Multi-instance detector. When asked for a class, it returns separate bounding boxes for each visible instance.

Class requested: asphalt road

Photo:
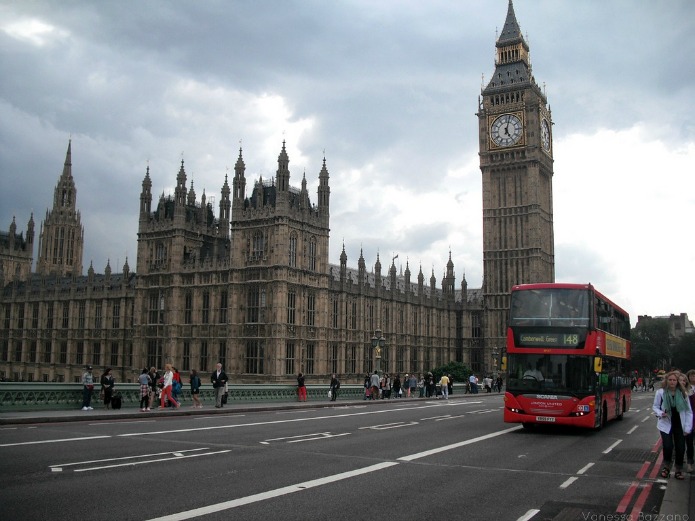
[0,392,667,521]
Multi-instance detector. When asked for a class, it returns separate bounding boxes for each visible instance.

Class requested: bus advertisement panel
[503,283,631,429]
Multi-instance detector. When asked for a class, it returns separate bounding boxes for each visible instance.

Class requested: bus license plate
[536,416,556,422]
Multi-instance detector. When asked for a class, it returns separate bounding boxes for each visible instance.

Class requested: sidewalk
[0,396,371,425]
[1,396,692,518]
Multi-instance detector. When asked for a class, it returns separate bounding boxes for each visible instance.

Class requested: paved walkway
[1,397,692,518]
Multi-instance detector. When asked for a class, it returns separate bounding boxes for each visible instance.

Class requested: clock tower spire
[478,0,555,351]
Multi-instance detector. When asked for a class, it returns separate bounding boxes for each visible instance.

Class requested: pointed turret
[233,147,246,200]
[276,140,290,192]
[358,248,366,284]
[483,0,535,95]
[219,173,231,238]
[37,140,84,277]
[318,156,330,219]
[175,159,187,207]
[140,165,153,217]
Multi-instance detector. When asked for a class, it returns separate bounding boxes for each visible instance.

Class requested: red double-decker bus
[503,283,631,429]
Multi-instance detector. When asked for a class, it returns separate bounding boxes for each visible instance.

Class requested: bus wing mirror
[501,356,507,371]
[594,357,603,373]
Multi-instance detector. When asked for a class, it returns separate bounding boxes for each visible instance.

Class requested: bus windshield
[506,353,595,395]
[509,288,590,327]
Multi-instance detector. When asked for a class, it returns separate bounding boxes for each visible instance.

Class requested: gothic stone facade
[0,1,549,384]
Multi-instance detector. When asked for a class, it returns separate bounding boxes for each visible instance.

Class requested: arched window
[289,233,297,267]
[308,237,317,271]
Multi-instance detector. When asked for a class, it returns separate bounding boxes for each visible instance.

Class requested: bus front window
[507,354,595,395]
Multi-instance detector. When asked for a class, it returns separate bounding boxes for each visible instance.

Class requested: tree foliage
[631,317,675,374]
[671,334,695,372]
[430,361,471,384]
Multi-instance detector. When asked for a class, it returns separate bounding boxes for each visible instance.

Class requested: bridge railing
[0,382,368,411]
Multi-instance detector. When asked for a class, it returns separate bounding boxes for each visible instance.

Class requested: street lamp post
[371,329,386,374]
[492,347,499,379]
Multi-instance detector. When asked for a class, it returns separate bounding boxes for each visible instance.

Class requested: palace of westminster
[0,2,555,384]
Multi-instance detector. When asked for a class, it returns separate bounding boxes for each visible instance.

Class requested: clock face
[490,113,523,147]
[541,118,551,151]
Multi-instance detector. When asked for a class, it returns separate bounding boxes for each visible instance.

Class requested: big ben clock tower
[478,0,555,353]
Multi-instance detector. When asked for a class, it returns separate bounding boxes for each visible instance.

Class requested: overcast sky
[1,1,694,325]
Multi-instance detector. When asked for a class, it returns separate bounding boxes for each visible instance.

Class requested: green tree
[430,361,471,384]
[631,318,671,375]
[671,333,695,372]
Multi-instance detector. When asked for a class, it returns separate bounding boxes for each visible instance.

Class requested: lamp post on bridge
[492,347,499,379]
[371,329,386,374]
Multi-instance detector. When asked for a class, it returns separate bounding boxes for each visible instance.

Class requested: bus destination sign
[518,332,582,348]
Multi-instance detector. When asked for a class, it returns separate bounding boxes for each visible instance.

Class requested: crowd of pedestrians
[80,361,230,412]
[80,363,505,411]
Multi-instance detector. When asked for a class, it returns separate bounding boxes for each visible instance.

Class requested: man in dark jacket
[211,362,229,408]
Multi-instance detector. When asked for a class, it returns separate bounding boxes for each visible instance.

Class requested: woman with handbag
[654,371,693,480]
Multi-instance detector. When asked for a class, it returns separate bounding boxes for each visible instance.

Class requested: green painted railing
[0,382,368,411]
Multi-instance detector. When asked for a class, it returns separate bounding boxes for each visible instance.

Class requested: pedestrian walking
[211,362,228,408]
[138,368,151,411]
[148,366,160,409]
[160,363,181,409]
[100,368,115,409]
[297,372,307,402]
[654,371,693,480]
[496,376,503,393]
[171,367,182,405]
[81,365,94,411]
[329,374,340,401]
[684,370,695,472]
[190,369,203,408]
[439,374,450,399]
[370,371,380,400]
[393,374,402,398]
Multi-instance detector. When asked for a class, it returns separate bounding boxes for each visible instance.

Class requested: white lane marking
[518,509,540,521]
[577,462,594,474]
[194,414,245,420]
[641,415,651,423]
[0,435,110,447]
[398,426,522,462]
[146,425,519,521]
[603,439,622,454]
[288,433,350,443]
[260,432,351,444]
[627,425,638,434]
[435,415,467,421]
[50,448,211,471]
[261,432,331,444]
[0,399,485,447]
[146,461,399,521]
[358,421,418,430]
[76,450,231,472]
[90,420,157,426]
[118,404,443,437]
[560,476,578,489]
[421,415,451,421]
